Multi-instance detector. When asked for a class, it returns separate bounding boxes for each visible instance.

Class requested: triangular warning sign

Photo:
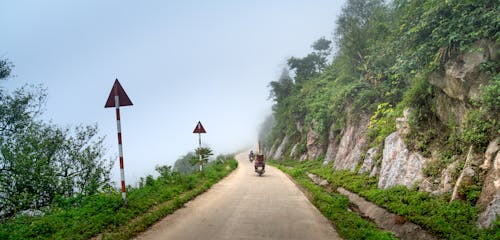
[193,121,206,133]
[105,79,133,108]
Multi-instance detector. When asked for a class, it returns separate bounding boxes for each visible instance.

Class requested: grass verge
[0,159,238,240]
[270,161,397,240]
[273,159,500,239]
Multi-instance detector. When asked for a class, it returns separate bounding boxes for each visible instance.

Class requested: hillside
[261,0,500,234]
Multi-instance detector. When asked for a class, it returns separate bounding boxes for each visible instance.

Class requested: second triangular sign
[193,121,206,134]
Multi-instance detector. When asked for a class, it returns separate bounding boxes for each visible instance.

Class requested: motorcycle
[254,154,265,176]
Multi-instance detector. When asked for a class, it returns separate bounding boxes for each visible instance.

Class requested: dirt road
[135,152,341,240]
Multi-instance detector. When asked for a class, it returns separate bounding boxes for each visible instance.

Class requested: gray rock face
[378,132,428,189]
[451,146,481,201]
[478,197,500,229]
[333,117,369,171]
[477,139,500,228]
[306,128,324,160]
[429,40,498,128]
[273,135,288,160]
[370,165,379,177]
[267,142,278,159]
[324,121,340,164]
[290,142,300,158]
[359,147,378,174]
[437,161,460,195]
[429,40,494,101]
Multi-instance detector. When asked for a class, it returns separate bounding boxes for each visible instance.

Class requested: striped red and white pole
[115,93,127,204]
[198,133,203,171]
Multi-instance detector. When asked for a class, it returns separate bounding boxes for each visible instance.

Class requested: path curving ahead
[135,152,341,240]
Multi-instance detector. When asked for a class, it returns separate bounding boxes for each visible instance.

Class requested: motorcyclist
[254,154,265,172]
[249,150,255,162]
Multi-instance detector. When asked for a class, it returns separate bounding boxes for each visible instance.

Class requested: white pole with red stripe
[193,121,206,172]
[115,94,127,204]
[198,133,202,172]
[105,79,133,205]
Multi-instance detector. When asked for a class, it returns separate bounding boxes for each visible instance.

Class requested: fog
[0,0,344,185]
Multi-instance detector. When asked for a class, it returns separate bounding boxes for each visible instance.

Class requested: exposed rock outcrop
[306,128,324,160]
[477,138,500,229]
[419,160,459,195]
[323,121,340,164]
[273,135,288,160]
[289,142,300,158]
[333,116,370,171]
[430,40,498,127]
[378,132,428,189]
[267,142,278,159]
[359,147,378,174]
[451,146,482,201]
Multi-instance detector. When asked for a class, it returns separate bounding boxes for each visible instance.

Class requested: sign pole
[105,79,133,205]
[192,121,207,172]
[198,133,202,172]
[115,93,127,204]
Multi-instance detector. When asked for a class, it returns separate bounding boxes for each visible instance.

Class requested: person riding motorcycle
[248,150,255,162]
[254,154,265,173]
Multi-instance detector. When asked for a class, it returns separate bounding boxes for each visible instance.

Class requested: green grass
[270,161,397,240]
[274,159,500,240]
[0,159,238,240]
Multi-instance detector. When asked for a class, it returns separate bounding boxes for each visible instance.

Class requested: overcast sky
[1,0,344,185]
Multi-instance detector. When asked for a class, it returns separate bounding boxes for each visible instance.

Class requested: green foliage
[394,0,499,73]
[275,160,499,239]
[271,160,396,239]
[263,1,500,238]
[461,74,500,152]
[192,147,213,165]
[0,62,112,220]
[368,103,397,147]
[173,152,198,175]
[0,157,238,239]
[0,58,12,80]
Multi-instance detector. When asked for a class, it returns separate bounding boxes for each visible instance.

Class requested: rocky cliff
[268,40,499,228]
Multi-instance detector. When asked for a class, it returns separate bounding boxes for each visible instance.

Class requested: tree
[287,37,332,84]
[193,147,214,165]
[269,68,293,103]
[334,0,387,75]
[0,58,112,219]
[173,152,198,175]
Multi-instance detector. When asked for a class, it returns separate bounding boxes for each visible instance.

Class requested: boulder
[378,132,428,189]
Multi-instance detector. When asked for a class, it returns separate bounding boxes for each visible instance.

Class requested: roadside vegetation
[270,161,397,240]
[1,52,238,240]
[0,156,237,240]
[262,0,499,238]
[271,159,500,239]
[264,0,499,178]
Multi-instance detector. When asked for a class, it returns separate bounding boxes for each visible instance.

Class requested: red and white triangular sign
[105,79,133,108]
[193,121,206,133]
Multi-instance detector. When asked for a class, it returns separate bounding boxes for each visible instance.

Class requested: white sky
[0,0,344,186]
